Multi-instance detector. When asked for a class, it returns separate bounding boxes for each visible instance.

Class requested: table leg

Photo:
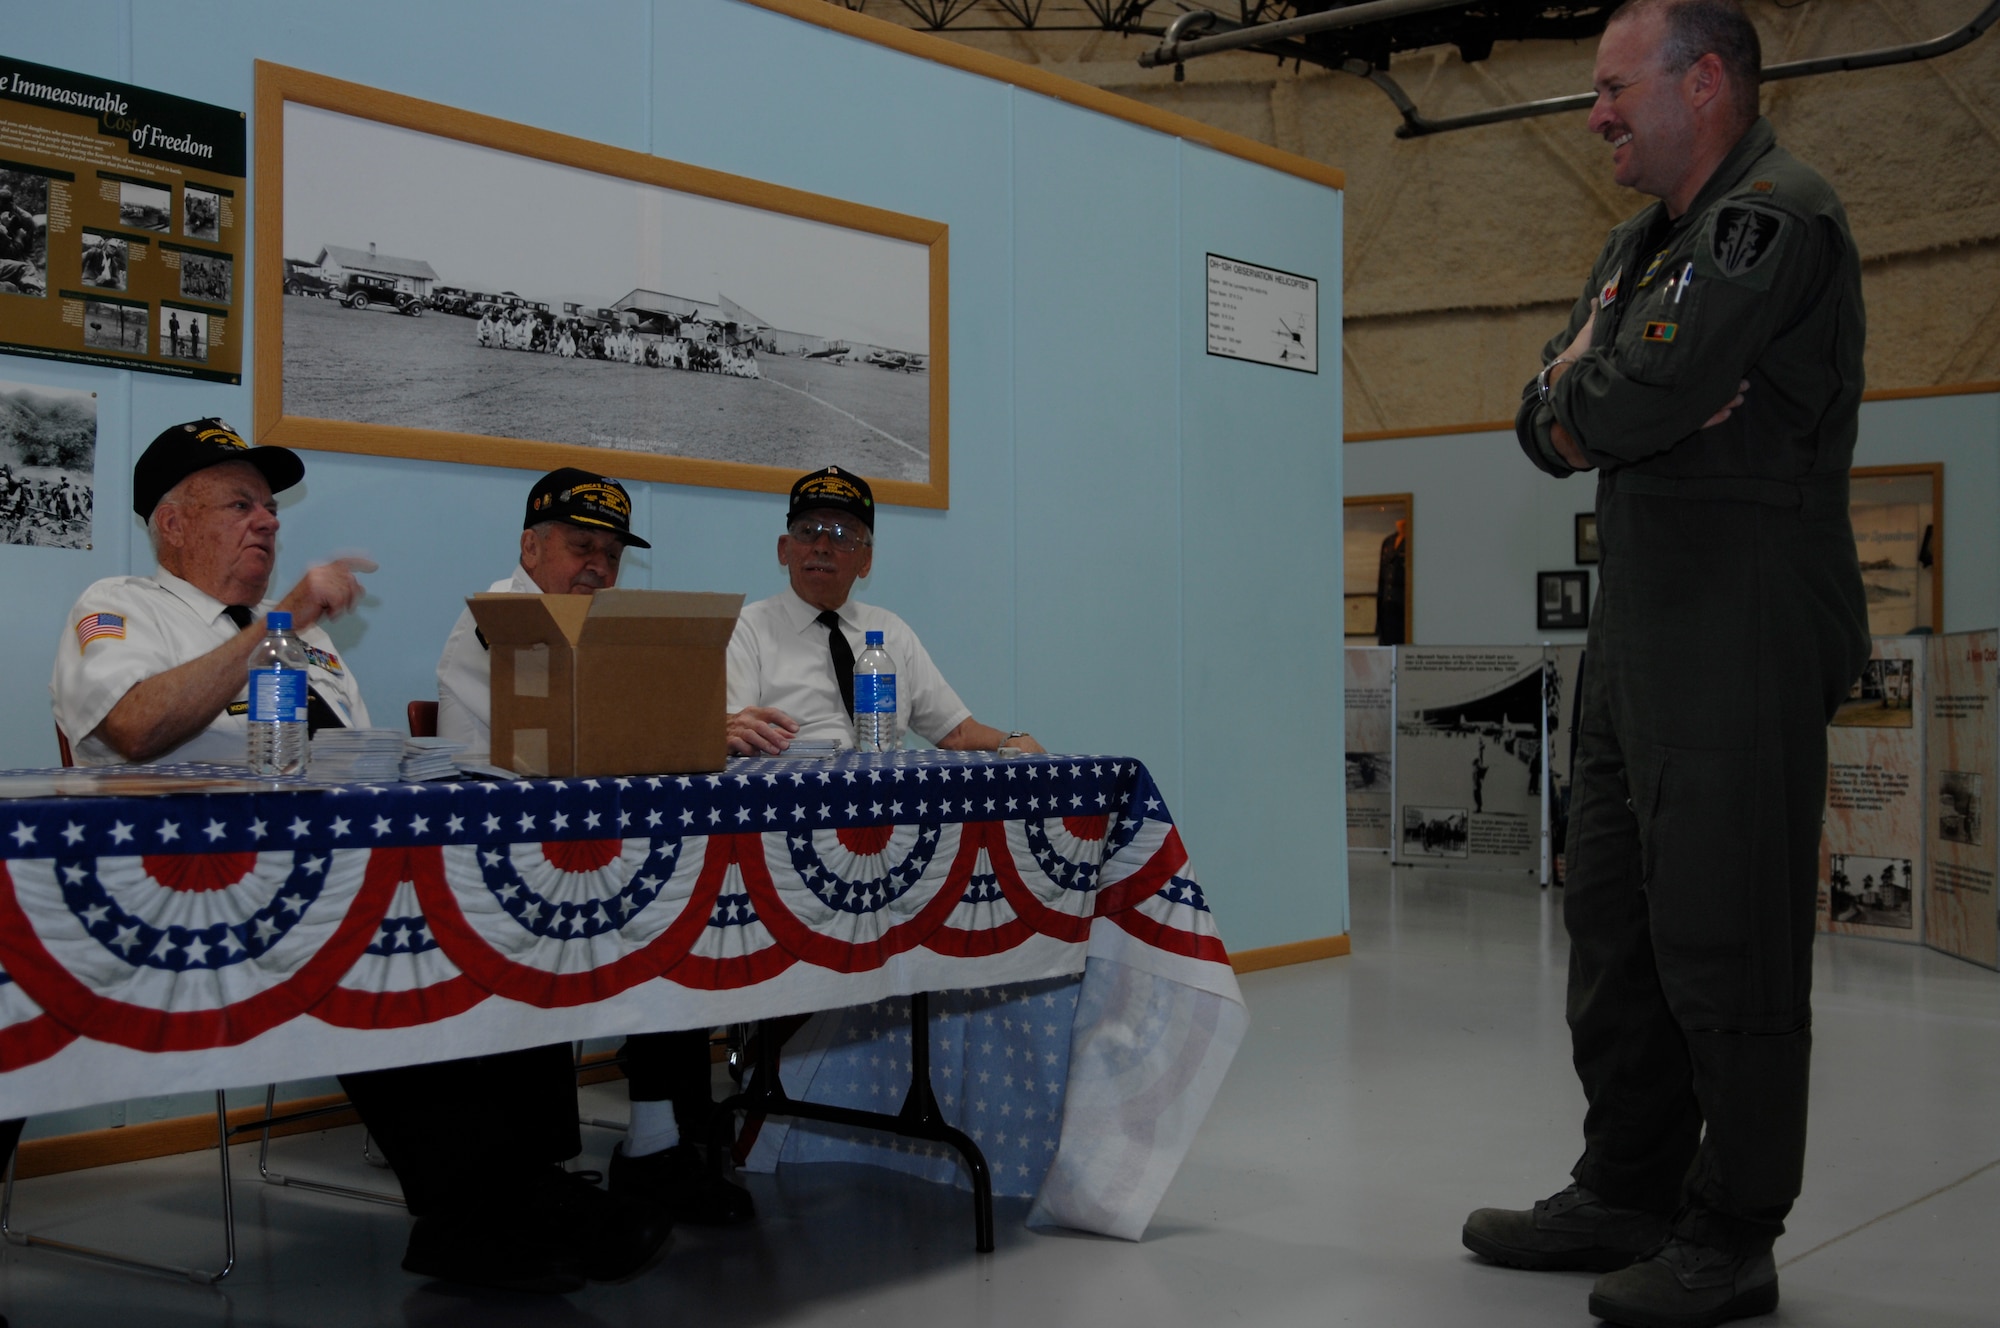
[715,992,996,1253]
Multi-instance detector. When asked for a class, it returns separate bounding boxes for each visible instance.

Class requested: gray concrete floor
[0,856,1995,1326]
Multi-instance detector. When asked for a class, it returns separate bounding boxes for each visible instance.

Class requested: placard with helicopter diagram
[1204,252,1316,373]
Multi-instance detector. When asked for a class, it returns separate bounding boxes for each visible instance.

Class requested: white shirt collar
[778,584,857,635]
[152,567,241,628]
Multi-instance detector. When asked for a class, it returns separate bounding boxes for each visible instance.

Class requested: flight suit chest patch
[1699,201,1788,291]
[1643,321,1678,343]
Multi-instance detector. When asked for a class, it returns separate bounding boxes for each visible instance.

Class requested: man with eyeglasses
[727,465,1043,756]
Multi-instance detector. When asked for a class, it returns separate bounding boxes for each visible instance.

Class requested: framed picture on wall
[1344,593,1378,636]
[1345,493,1411,646]
[1574,512,1600,565]
[1849,463,1942,635]
[254,62,949,509]
[1538,570,1590,631]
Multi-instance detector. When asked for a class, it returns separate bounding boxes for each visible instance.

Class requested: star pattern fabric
[0,749,1243,1240]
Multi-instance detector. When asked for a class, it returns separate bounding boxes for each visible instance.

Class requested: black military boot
[1462,1183,1671,1272]
[1588,1237,1778,1328]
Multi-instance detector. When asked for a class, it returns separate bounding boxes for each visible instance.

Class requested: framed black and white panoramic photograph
[254,63,949,509]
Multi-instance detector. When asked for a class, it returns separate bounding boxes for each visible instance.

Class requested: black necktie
[225,605,346,734]
[816,609,855,720]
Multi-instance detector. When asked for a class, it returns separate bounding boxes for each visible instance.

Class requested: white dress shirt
[51,569,370,767]
[726,586,971,747]
[435,564,537,760]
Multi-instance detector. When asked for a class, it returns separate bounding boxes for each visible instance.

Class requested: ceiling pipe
[1138,0,2000,138]
[1391,0,2000,136]
[1138,0,1474,69]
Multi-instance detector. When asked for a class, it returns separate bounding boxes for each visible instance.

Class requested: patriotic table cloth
[0,749,1245,1239]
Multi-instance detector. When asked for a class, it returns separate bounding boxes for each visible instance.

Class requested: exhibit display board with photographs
[1344,647,1394,852]
[1392,647,1546,874]
[1926,630,1998,968]
[1819,638,1926,943]
[0,56,243,383]
[0,378,94,548]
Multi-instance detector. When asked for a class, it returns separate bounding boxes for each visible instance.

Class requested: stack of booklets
[400,736,468,782]
[307,729,407,783]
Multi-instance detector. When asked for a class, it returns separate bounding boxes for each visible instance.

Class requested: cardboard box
[467,588,743,777]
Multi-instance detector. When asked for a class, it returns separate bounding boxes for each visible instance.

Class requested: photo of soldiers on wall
[0,379,95,549]
[279,99,933,485]
[1402,805,1469,859]
[80,230,128,292]
[0,168,49,298]
[183,185,221,242]
[160,306,209,363]
[178,251,232,305]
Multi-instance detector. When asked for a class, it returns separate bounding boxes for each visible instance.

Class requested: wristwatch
[1536,357,1575,404]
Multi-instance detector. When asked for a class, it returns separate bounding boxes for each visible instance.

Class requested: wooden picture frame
[1850,463,1942,635]
[1538,569,1590,631]
[1344,492,1412,645]
[253,62,949,509]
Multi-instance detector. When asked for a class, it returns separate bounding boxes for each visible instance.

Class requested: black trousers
[337,1044,580,1219]
[620,1028,717,1138]
[1563,477,1867,1256]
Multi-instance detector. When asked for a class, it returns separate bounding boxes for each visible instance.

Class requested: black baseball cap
[524,467,651,548]
[132,418,304,520]
[787,465,874,532]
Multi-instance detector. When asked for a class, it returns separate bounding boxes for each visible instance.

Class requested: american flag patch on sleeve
[75,612,126,650]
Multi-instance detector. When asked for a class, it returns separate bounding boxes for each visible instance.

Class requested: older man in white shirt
[727,465,1044,756]
[435,467,751,1228]
[52,418,370,764]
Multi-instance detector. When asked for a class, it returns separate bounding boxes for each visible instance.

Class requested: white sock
[624,1099,680,1158]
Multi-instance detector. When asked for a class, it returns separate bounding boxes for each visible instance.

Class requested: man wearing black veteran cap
[727,465,1043,756]
[51,418,372,765]
[435,466,753,1229]
[436,466,651,759]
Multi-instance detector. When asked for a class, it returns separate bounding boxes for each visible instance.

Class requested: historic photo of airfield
[280,105,932,484]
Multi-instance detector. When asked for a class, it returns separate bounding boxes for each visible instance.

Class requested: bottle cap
[266,611,293,632]
[865,630,884,646]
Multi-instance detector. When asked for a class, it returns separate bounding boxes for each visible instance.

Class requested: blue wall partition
[0,0,1349,1017]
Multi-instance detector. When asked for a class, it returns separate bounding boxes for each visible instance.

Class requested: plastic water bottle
[853,629,899,752]
[247,611,310,776]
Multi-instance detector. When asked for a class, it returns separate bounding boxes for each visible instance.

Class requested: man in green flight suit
[1460,3,1870,1326]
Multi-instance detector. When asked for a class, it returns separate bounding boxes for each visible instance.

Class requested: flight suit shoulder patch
[1698,201,1789,291]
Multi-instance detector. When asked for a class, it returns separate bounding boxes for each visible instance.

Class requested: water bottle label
[248,668,309,723]
[854,673,897,716]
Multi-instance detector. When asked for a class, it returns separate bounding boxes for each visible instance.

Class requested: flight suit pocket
[1612,277,1700,388]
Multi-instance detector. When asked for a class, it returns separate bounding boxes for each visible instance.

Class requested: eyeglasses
[788,517,871,552]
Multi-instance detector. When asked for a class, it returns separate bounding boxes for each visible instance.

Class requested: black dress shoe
[609,1142,756,1226]
[1589,1237,1779,1328]
[402,1212,586,1294]
[1462,1183,1671,1272]
[541,1167,674,1282]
